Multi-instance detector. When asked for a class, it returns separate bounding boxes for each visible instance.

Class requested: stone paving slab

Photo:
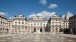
[0,34,18,38]
[50,33,76,39]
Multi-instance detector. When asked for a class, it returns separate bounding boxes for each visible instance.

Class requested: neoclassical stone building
[27,16,47,33]
[47,15,64,33]
[0,14,8,33]
[8,15,27,34]
[0,14,69,34]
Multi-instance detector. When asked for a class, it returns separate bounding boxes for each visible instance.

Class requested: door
[40,28,42,32]
[34,28,36,32]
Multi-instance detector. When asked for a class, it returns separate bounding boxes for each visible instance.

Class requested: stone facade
[0,14,69,34]
[27,16,47,33]
[0,14,8,33]
[8,15,27,34]
[45,15,68,33]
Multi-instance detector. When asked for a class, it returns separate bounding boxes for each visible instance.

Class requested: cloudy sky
[0,0,76,19]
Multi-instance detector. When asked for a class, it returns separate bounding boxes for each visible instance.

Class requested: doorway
[40,28,42,32]
[34,28,36,32]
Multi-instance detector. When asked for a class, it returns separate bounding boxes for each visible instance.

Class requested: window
[18,20,20,21]
[1,21,2,24]
[66,23,67,25]
[31,24,32,26]
[18,22,20,24]
[22,22,24,24]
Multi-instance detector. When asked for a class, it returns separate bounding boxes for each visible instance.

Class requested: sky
[0,0,76,19]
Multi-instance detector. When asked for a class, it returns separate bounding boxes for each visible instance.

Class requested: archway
[40,28,42,32]
[34,28,36,32]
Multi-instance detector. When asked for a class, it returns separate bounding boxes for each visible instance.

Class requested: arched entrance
[34,28,36,32]
[40,28,42,32]
[34,28,43,33]
[37,28,42,33]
